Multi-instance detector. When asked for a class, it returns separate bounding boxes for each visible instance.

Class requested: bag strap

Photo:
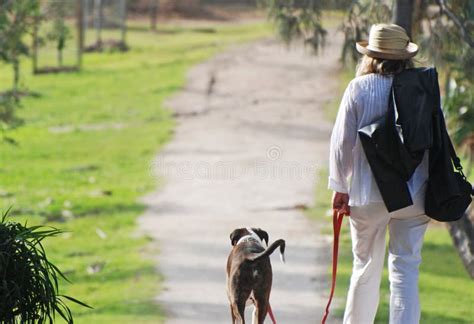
[440,108,468,181]
[446,130,464,173]
[321,209,345,324]
[430,66,465,177]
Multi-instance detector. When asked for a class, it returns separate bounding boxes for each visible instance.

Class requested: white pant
[343,190,430,324]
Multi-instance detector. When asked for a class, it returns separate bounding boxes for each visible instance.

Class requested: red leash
[266,209,345,324]
[321,209,345,324]
[267,303,277,324]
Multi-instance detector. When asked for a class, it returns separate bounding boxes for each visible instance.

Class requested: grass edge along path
[308,69,474,323]
[0,21,271,323]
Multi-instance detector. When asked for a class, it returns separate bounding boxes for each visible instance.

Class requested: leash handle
[321,209,345,324]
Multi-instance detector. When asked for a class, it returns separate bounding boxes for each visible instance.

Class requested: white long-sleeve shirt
[328,73,429,207]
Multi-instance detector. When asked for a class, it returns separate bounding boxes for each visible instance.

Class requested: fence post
[150,0,158,31]
[120,0,128,46]
[77,0,84,69]
[94,0,103,46]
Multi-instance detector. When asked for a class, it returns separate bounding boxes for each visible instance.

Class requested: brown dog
[226,227,286,324]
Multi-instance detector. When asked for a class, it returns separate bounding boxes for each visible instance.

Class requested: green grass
[0,21,270,323]
[310,170,474,323]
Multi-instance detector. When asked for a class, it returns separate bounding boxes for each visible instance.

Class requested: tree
[0,0,40,92]
[260,0,474,277]
[45,0,72,67]
[259,0,327,53]
[0,0,39,141]
[392,0,414,36]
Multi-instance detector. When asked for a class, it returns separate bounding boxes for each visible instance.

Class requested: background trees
[1,0,132,139]
[0,0,39,141]
[0,0,40,92]
[262,0,327,53]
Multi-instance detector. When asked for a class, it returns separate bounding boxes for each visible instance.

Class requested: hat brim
[356,40,418,60]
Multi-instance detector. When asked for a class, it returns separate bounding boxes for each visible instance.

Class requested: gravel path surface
[139,28,343,323]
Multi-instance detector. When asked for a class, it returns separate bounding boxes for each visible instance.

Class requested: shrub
[0,208,91,323]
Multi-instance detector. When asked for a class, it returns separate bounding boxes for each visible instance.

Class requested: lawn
[311,68,474,323]
[0,21,270,323]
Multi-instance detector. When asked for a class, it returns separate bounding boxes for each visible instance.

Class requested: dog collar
[236,228,266,247]
[236,235,259,246]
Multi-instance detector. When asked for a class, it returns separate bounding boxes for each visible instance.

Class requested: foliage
[0,208,91,323]
[444,75,473,145]
[340,0,392,63]
[415,0,474,150]
[258,0,327,53]
[0,0,40,91]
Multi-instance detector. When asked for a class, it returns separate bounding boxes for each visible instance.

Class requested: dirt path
[139,28,343,323]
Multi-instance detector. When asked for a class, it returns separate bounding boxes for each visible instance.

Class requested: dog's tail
[246,239,285,263]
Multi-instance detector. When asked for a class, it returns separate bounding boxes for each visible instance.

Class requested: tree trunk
[392,0,414,37]
[447,211,474,278]
[150,0,158,31]
[58,49,63,67]
[12,58,20,93]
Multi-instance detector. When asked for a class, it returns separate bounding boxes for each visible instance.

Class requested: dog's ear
[230,228,245,246]
[253,228,269,246]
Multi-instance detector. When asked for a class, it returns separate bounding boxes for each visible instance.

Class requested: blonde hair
[356,55,414,77]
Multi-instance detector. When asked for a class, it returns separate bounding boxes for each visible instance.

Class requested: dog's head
[229,228,269,246]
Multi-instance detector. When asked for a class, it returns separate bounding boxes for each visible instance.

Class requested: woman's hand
[332,191,350,216]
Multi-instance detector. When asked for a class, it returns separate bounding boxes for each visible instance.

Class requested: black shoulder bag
[425,136,473,222]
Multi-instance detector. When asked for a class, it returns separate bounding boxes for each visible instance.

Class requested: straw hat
[356,24,418,60]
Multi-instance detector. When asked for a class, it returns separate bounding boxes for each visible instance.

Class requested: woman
[329,24,430,324]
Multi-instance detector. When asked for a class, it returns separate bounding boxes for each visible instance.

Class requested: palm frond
[0,209,91,323]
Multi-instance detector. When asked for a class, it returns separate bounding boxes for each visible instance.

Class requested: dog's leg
[230,304,236,324]
[255,298,268,324]
[238,300,246,324]
[231,301,246,324]
[231,302,241,324]
[257,305,268,324]
[251,305,257,324]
